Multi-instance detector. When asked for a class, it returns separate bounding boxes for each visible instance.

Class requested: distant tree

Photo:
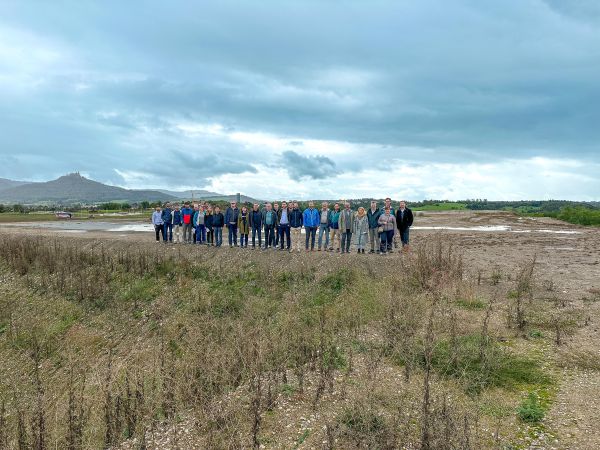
[140,201,150,210]
[12,204,25,213]
[121,203,131,211]
[0,204,5,213]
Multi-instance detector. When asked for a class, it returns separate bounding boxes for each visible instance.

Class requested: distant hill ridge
[0,173,258,205]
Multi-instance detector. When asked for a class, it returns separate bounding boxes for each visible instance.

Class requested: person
[303,201,320,252]
[317,202,330,251]
[262,203,278,250]
[249,203,263,249]
[181,202,195,244]
[367,201,382,254]
[354,207,369,254]
[273,202,281,248]
[172,204,183,244]
[194,204,207,244]
[205,205,214,246]
[212,206,225,247]
[378,206,396,254]
[191,204,200,242]
[224,201,240,247]
[339,202,354,254]
[161,203,173,243]
[238,206,250,248]
[277,201,291,251]
[152,206,164,242]
[395,200,414,251]
[382,197,399,249]
[289,201,303,252]
[328,203,341,252]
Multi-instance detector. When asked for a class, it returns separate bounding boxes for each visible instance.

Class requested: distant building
[236,193,241,203]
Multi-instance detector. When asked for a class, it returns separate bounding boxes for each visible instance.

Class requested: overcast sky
[1,0,599,200]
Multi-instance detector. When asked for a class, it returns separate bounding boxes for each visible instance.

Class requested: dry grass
[0,234,588,449]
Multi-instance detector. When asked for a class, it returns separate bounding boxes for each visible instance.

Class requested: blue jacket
[250,209,262,228]
[367,208,382,229]
[224,207,239,226]
[161,207,172,224]
[181,207,194,225]
[329,210,341,229]
[212,212,225,227]
[289,208,303,228]
[173,210,182,226]
[303,208,320,228]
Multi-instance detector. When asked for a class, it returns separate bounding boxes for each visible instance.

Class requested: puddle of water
[106,224,154,232]
[413,225,512,232]
[413,225,581,234]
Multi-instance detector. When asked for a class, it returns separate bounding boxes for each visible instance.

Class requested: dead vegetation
[0,234,593,448]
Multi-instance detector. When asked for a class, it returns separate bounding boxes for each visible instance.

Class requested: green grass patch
[428,334,551,395]
[455,298,487,310]
[517,391,546,423]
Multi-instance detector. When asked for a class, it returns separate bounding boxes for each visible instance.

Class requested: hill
[0,177,29,191]
[0,173,176,205]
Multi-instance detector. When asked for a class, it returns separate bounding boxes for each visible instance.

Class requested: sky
[1,0,599,200]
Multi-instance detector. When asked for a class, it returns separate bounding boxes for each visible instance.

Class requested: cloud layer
[0,0,599,200]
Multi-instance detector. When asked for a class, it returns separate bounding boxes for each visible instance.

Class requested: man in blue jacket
[249,203,263,249]
[262,203,278,250]
[161,203,173,243]
[303,201,320,252]
[224,201,240,247]
[172,204,183,244]
[367,200,382,254]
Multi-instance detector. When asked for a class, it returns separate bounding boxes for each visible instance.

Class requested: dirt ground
[2,210,599,449]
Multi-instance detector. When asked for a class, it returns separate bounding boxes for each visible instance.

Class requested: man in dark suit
[395,200,414,251]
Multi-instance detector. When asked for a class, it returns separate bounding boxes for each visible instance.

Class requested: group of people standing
[151,197,414,254]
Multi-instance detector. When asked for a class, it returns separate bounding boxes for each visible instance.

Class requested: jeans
[279,223,291,249]
[227,224,238,246]
[163,223,173,242]
[318,224,330,249]
[206,227,213,245]
[251,226,262,248]
[329,228,340,250]
[240,234,248,247]
[380,230,394,252]
[274,225,280,248]
[154,224,164,241]
[305,226,317,250]
[195,224,206,243]
[400,228,410,246]
[183,223,193,243]
[368,228,380,252]
[214,227,223,246]
[291,227,302,251]
[264,225,275,248]
[341,230,352,252]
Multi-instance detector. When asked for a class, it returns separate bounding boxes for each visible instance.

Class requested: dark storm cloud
[280,151,338,181]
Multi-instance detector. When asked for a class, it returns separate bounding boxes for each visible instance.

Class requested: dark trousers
[264,225,275,248]
[163,222,173,241]
[228,224,238,246]
[206,228,214,244]
[274,226,280,247]
[400,228,410,245]
[305,226,317,250]
[341,230,352,252]
[155,224,165,241]
[251,226,262,248]
[240,234,248,247]
[195,224,206,243]
[279,224,291,249]
[380,230,394,252]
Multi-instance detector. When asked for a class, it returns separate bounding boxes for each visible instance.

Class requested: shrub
[517,392,545,423]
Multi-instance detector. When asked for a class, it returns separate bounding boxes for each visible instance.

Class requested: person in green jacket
[238,206,250,248]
